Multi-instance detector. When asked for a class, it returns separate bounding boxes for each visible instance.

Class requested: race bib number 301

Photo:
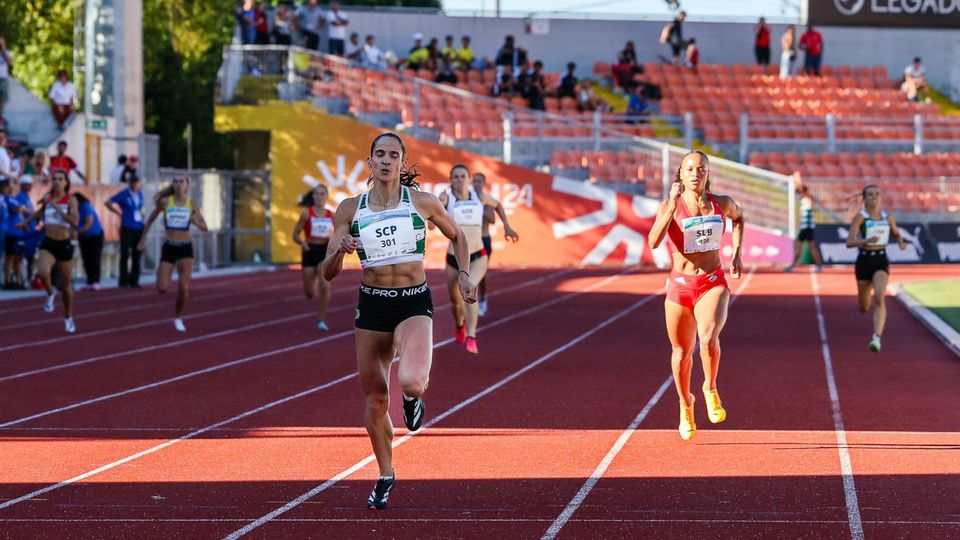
[358,209,417,261]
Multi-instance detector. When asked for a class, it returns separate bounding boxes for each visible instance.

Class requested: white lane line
[224,278,658,539]
[0,269,567,424]
[0,518,957,526]
[0,269,547,384]
[810,270,864,540]
[0,268,603,511]
[542,266,756,539]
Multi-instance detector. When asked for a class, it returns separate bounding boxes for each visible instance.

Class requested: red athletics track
[0,266,957,539]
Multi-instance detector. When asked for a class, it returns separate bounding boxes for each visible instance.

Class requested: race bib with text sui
[165,207,191,229]
[681,214,723,254]
[451,199,483,227]
[864,221,891,247]
[358,209,417,262]
[309,216,334,239]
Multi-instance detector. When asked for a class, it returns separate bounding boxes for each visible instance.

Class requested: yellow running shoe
[703,388,727,424]
[679,403,697,441]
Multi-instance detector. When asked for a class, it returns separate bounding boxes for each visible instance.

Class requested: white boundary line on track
[223,274,656,539]
[0,269,568,423]
[541,267,756,539]
[810,270,864,540]
[0,268,594,510]
[892,284,960,358]
[1,518,959,526]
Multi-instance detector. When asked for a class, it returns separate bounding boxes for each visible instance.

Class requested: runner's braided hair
[368,132,421,189]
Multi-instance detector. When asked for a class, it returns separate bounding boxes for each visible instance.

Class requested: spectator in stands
[495,35,528,79]
[50,141,85,185]
[457,35,476,70]
[684,39,699,71]
[660,11,687,66]
[558,62,578,99]
[441,35,457,66]
[0,130,12,181]
[526,61,546,111]
[426,38,442,70]
[611,52,638,90]
[361,35,386,69]
[272,3,295,45]
[254,2,270,45]
[326,2,349,57]
[627,86,653,123]
[345,32,363,62]
[296,0,325,51]
[106,176,145,288]
[754,17,771,67]
[111,155,128,183]
[31,150,49,186]
[799,24,823,76]
[621,40,638,64]
[779,25,797,79]
[577,80,608,112]
[0,35,11,120]
[435,59,458,85]
[48,70,77,131]
[902,57,928,102]
[237,0,256,45]
[74,192,104,290]
[516,60,531,97]
[404,33,430,71]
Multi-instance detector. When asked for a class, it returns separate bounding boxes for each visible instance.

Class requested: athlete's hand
[136,240,146,252]
[730,255,743,279]
[866,236,879,245]
[338,235,357,254]
[504,227,520,242]
[898,238,908,251]
[458,273,478,304]
[667,182,682,210]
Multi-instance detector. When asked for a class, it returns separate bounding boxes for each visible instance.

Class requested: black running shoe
[402,395,425,431]
[366,476,396,510]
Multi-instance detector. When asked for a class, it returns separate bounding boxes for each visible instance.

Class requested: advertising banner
[928,222,960,262]
[808,0,960,28]
[216,102,791,267]
[814,222,944,263]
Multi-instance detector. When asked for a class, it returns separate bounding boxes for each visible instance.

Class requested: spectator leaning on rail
[296,0,325,51]
[272,3,295,45]
[902,57,929,103]
[779,25,797,79]
[48,70,77,131]
[799,24,823,76]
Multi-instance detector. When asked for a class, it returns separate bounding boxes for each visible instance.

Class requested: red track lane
[0,270,650,536]
[813,268,960,537]
[0,269,575,491]
[1,267,957,539]
[0,269,537,424]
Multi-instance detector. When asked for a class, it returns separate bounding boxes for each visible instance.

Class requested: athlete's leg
[807,240,822,265]
[665,300,698,407]
[57,260,74,317]
[156,261,175,294]
[175,258,193,317]
[789,238,803,267]
[302,265,317,298]
[871,270,890,337]
[856,279,872,314]
[394,315,433,398]
[693,286,731,393]
[445,262,465,326]
[314,266,331,322]
[463,256,488,337]
[37,250,55,295]
[356,329,397,477]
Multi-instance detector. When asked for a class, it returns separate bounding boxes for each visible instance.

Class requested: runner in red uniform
[648,150,744,441]
[292,184,334,331]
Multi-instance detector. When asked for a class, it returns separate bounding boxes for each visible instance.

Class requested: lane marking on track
[0,268,599,510]
[810,270,864,540]
[2,518,958,525]
[224,273,657,539]
[0,269,527,383]
[542,267,756,540]
[0,270,569,423]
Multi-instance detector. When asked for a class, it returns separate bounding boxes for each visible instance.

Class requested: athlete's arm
[137,199,165,251]
[888,215,907,251]
[322,197,359,282]
[18,200,46,228]
[845,214,874,248]
[428,191,448,231]
[719,195,744,279]
[191,205,209,232]
[488,196,519,242]
[415,191,478,303]
[292,211,308,249]
[647,182,681,249]
[63,195,80,229]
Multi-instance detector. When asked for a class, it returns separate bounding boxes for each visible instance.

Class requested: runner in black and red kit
[292,184,334,331]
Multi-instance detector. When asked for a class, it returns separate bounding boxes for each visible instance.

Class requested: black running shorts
[855,249,889,282]
[355,282,433,332]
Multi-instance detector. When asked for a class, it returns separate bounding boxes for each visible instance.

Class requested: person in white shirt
[345,32,363,63]
[48,70,76,130]
[901,57,928,102]
[325,2,349,56]
[0,36,12,118]
[296,0,325,51]
[110,155,128,183]
[362,35,386,69]
[0,130,13,180]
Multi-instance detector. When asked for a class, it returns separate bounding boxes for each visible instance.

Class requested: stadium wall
[346,12,959,93]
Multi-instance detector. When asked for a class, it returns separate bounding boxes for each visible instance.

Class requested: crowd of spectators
[236,0,351,57]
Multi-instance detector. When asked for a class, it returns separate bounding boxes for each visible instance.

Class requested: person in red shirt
[49,141,86,185]
[799,24,823,76]
[754,17,770,67]
[685,39,699,71]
